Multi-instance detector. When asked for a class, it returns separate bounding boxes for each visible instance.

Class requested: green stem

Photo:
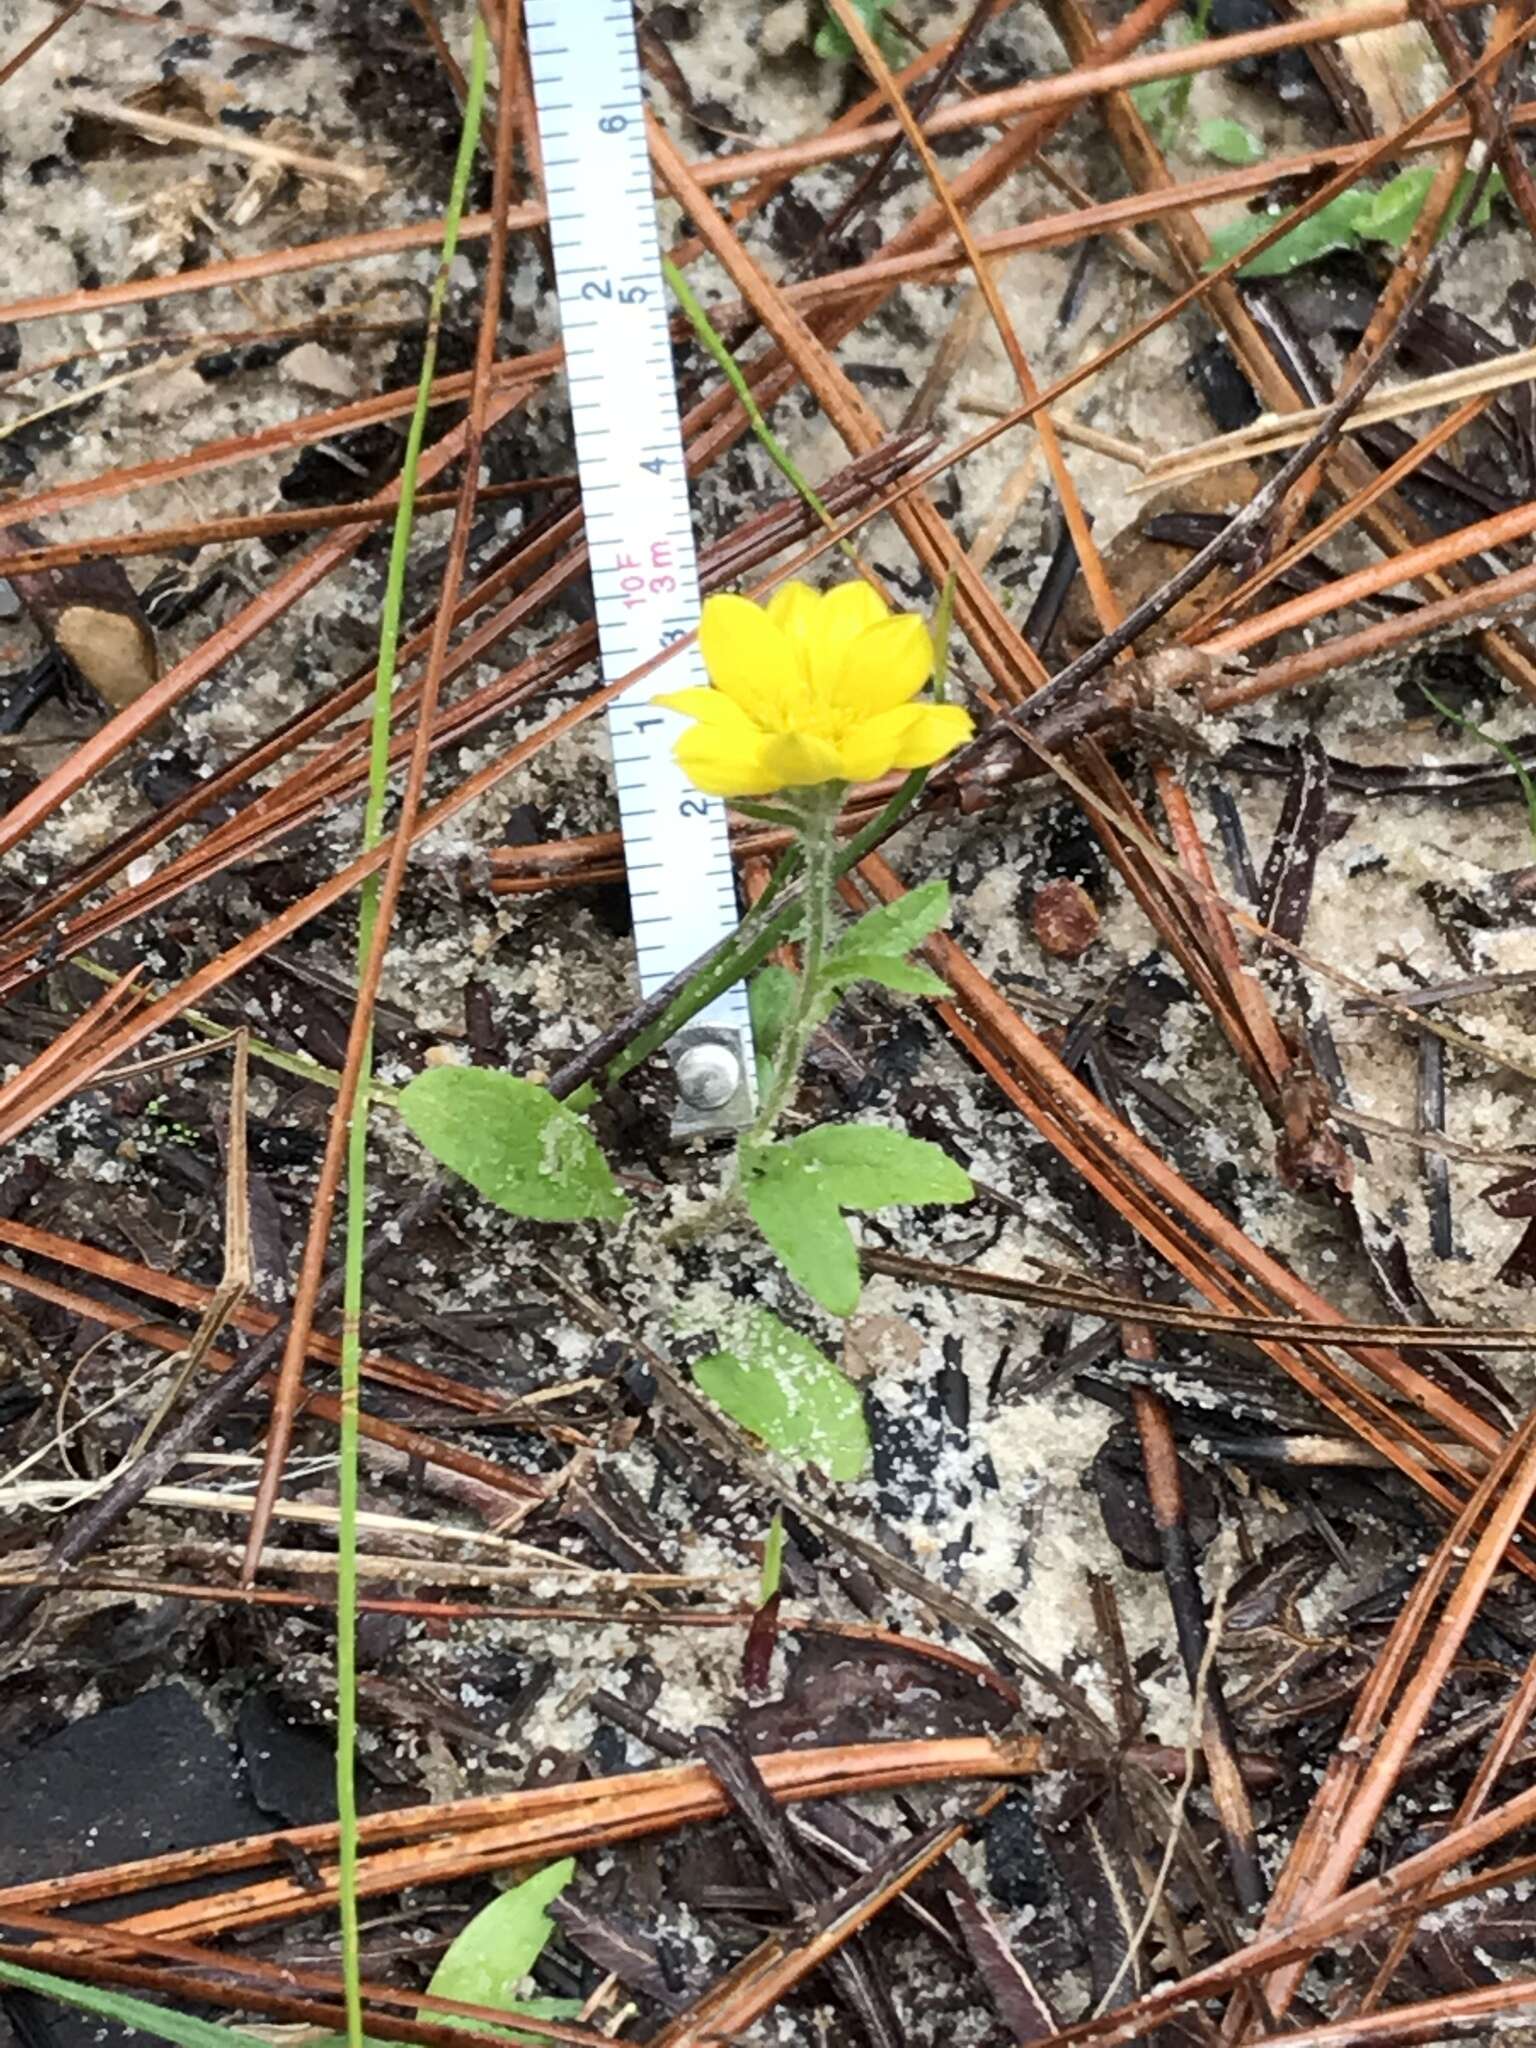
[569,767,926,1112]
[663,258,855,562]
[74,957,401,1105]
[335,25,488,2048]
[743,789,839,1152]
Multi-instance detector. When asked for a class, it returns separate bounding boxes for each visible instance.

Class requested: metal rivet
[675,1041,742,1112]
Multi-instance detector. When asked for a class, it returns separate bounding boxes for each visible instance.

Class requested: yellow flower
[654,580,974,798]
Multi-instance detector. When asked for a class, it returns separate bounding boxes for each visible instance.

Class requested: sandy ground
[4,0,1536,2036]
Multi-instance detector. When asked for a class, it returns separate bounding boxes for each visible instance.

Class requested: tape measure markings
[526,0,755,1132]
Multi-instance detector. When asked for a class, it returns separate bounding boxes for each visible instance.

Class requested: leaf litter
[3,1,1536,2046]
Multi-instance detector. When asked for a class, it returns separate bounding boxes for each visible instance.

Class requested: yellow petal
[806,580,892,697]
[761,729,846,790]
[674,724,782,797]
[887,701,974,769]
[653,686,760,732]
[832,613,933,717]
[834,699,973,781]
[765,581,822,648]
[699,593,804,727]
[833,705,924,782]
[817,580,889,640]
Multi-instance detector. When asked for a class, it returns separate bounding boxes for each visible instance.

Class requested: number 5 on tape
[526,2,756,1137]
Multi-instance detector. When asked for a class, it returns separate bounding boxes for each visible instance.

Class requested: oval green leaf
[744,1157,861,1316]
[1197,118,1264,166]
[399,1068,625,1222]
[429,1859,576,2012]
[781,1125,973,1210]
[694,1310,870,1479]
[826,879,949,974]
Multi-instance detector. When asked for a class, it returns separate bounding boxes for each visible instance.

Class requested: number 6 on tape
[526,1,756,1137]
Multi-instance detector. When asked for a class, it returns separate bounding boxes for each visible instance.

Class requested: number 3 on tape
[526,2,755,1136]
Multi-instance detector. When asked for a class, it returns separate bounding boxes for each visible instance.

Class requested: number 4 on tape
[525,2,756,1137]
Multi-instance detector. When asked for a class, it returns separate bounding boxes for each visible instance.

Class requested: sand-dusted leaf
[399,1068,624,1222]
[1357,166,1436,246]
[693,1309,870,1478]
[1361,165,1506,245]
[780,1125,973,1210]
[744,1152,861,1314]
[1210,164,1505,278]
[825,879,949,975]
[1128,0,1210,146]
[749,963,798,1076]
[825,952,950,997]
[1207,187,1372,275]
[744,1127,970,1312]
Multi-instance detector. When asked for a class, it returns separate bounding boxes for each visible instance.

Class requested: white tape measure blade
[525,1,754,1132]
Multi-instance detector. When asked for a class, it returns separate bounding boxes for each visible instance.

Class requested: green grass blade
[336,22,489,2048]
[663,256,854,560]
[0,1963,244,2048]
[1417,679,1536,854]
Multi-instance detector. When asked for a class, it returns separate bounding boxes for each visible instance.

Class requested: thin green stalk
[570,762,929,1108]
[743,790,839,1150]
[74,957,401,1104]
[760,1508,785,1602]
[662,256,856,562]
[930,567,957,700]
[336,25,488,2048]
[1418,679,1536,854]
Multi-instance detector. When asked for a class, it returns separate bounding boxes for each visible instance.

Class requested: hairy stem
[561,768,925,1111]
[744,790,840,1152]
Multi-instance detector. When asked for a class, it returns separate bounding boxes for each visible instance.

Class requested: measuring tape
[525,1,755,1136]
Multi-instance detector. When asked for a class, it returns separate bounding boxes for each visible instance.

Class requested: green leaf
[784,1124,973,1209]
[1128,0,1211,148]
[1212,164,1505,278]
[825,879,950,974]
[1357,166,1435,246]
[1208,187,1372,277]
[826,953,950,997]
[1196,117,1264,166]
[427,1861,577,2044]
[0,1964,249,2048]
[813,0,902,63]
[1130,77,1179,137]
[1353,165,1506,246]
[742,1126,971,1314]
[1205,215,1267,269]
[694,1309,870,1478]
[745,1156,861,1315]
[398,1069,625,1222]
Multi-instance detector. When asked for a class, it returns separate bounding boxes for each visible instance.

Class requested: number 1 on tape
[526,1,755,1135]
